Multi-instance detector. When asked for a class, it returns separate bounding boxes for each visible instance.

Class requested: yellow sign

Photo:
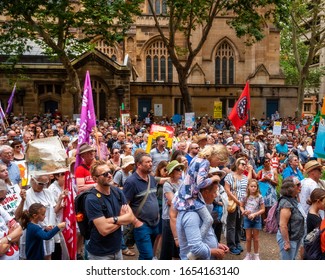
[214,101,222,119]
[146,132,173,153]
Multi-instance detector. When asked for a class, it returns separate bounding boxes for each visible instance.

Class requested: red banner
[62,171,77,260]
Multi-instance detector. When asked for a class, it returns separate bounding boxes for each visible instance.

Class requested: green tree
[0,0,142,112]
[278,0,325,118]
[148,0,285,112]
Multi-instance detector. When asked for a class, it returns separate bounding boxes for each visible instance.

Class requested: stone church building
[0,2,298,120]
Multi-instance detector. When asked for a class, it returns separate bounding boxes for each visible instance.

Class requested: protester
[0,145,21,186]
[240,179,265,260]
[0,180,23,260]
[15,174,58,260]
[160,160,184,260]
[282,154,304,181]
[20,203,66,260]
[123,153,160,260]
[174,181,229,259]
[224,157,248,255]
[299,160,325,215]
[173,144,229,259]
[150,136,170,173]
[276,177,305,260]
[75,143,97,194]
[256,157,278,222]
[306,188,325,234]
[85,160,134,260]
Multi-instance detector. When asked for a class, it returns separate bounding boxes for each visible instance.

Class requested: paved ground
[123,230,281,260]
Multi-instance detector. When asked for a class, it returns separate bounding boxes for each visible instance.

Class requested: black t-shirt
[306,212,322,234]
[85,187,126,256]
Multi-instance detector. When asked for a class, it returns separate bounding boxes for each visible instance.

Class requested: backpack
[264,196,295,234]
[74,187,121,240]
[264,200,279,234]
[303,227,325,260]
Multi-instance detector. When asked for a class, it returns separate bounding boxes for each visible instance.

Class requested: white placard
[154,104,163,117]
[273,121,282,135]
[185,112,195,128]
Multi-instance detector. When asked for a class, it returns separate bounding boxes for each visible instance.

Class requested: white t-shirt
[300,178,318,215]
[0,207,19,260]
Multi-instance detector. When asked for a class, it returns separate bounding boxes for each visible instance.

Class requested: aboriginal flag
[228,81,250,131]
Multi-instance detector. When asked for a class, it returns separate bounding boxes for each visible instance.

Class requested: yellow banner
[214,101,222,119]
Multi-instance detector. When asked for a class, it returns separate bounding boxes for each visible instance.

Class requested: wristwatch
[113,216,118,224]
[6,236,12,243]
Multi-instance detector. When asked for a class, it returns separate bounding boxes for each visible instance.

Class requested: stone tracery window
[95,40,118,62]
[215,42,235,85]
[145,41,173,82]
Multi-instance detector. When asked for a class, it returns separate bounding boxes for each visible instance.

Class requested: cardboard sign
[26,136,68,175]
[145,125,175,153]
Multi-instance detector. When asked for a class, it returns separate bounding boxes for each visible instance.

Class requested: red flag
[62,171,77,260]
[228,81,250,131]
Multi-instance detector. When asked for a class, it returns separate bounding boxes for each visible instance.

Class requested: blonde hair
[246,179,260,197]
[198,144,229,165]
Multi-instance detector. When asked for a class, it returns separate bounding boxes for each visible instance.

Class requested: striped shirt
[224,172,248,201]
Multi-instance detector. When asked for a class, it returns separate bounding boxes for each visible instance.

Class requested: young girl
[173,144,229,260]
[306,188,325,234]
[240,179,265,260]
[20,203,66,260]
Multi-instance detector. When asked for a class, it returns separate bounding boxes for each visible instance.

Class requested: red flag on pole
[62,171,77,260]
[228,81,250,131]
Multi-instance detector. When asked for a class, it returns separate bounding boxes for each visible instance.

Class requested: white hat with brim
[209,167,226,179]
[121,155,135,169]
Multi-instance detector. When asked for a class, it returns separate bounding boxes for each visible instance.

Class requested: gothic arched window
[215,42,235,85]
[146,41,173,82]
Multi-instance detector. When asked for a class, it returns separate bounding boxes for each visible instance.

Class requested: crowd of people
[0,110,324,260]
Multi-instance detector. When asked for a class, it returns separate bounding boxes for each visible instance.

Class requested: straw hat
[304,160,322,174]
[256,131,265,139]
[78,143,95,155]
[121,155,135,169]
[166,160,184,175]
[208,167,226,179]
[194,134,207,144]
[244,140,254,146]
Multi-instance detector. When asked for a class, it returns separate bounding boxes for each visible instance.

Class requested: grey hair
[0,145,12,155]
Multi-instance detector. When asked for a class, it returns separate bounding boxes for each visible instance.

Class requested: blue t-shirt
[275,143,288,155]
[85,187,126,256]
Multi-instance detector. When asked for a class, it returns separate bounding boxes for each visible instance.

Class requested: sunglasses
[97,171,113,177]
[113,152,120,155]
[174,167,183,172]
[240,162,247,166]
[15,145,22,148]
[32,177,49,187]
[57,173,65,177]
[0,196,6,202]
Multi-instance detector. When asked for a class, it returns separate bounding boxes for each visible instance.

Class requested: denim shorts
[243,216,262,230]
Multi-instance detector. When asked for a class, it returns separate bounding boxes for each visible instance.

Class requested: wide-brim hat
[166,160,185,175]
[121,155,135,169]
[208,167,226,179]
[225,137,234,145]
[194,134,207,144]
[256,131,265,138]
[304,160,323,174]
[78,143,95,155]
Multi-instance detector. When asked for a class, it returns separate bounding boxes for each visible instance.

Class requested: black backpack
[74,186,121,240]
[303,227,325,260]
